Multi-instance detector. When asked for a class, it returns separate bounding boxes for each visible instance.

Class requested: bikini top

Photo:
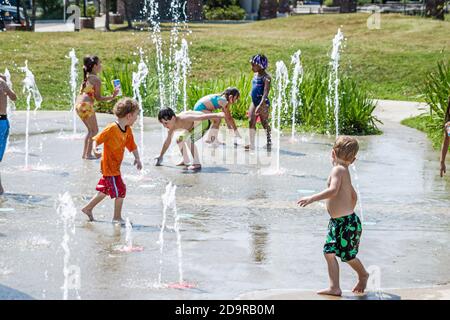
[194,94,227,112]
[80,81,95,99]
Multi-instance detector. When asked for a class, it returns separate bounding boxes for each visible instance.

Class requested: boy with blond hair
[298,136,369,296]
[82,98,142,224]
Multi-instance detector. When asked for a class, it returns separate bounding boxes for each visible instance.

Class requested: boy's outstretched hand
[134,158,143,170]
[298,196,314,207]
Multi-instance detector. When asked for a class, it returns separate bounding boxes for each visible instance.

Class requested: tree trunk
[31,0,37,31]
[278,0,291,13]
[22,0,31,30]
[186,0,203,21]
[123,0,132,28]
[83,0,87,17]
[259,0,278,20]
[339,0,357,13]
[105,0,111,31]
[16,0,21,24]
[425,0,446,20]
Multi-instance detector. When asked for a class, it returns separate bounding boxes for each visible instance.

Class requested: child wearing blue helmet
[245,54,272,151]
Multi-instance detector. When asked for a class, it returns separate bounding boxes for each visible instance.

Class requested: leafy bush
[185,65,380,136]
[403,60,450,150]
[423,60,450,121]
[404,60,450,149]
[87,5,96,18]
[96,58,380,136]
[357,0,372,6]
[324,0,334,7]
[97,63,135,113]
[203,0,246,20]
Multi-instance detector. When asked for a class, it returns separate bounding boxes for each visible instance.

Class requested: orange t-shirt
[93,122,137,176]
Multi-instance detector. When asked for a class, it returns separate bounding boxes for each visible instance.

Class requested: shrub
[185,65,380,136]
[97,59,380,136]
[423,60,450,121]
[87,5,96,18]
[203,0,246,20]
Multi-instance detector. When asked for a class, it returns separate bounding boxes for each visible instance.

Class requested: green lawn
[1,13,449,110]
[402,115,449,150]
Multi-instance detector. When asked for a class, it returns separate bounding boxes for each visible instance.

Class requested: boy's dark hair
[158,108,176,122]
[113,98,139,118]
[222,87,240,100]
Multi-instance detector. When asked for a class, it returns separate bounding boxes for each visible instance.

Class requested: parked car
[0,0,28,29]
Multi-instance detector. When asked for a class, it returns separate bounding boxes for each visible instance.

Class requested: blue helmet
[250,54,268,70]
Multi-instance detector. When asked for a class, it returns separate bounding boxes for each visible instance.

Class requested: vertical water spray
[351,163,365,224]
[4,68,15,116]
[173,39,191,112]
[290,50,303,140]
[67,49,79,134]
[272,61,289,173]
[169,0,182,109]
[132,49,149,160]
[125,217,133,249]
[326,28,344,137]
[171,185,184,284]
[145,0,167,108]
[158,182,172,286]
[158,182,186,287]
[20,61,43,169]
[57,192,80,300]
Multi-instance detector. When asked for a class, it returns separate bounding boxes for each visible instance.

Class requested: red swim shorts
[96,175,126,199]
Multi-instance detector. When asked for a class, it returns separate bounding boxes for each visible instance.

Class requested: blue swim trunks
[0,118,10,162]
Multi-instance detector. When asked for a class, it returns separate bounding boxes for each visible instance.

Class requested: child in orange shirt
[82,98,142,224]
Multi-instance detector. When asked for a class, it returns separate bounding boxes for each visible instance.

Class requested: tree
[122,0,132,28]
[36,0,63,18]
[31,0,37,31]
[105,0,111,31]
[425,0,446,20]
[278,0,290,13]
[259,0,278,19]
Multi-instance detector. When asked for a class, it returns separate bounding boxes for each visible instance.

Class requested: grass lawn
[402,115,449,150]
[0,13,449,110]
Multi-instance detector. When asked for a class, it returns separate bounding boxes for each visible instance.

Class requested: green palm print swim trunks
[323,213,362,262]
[178,120,211,144]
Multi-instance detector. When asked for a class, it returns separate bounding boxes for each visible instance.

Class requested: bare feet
[352,272,369,294]
[81,207,94,221]
[244,144,255,151]
[185,164,201,171]
[112,218,131,226]
[176,161,186,166]
[317,287,342,296]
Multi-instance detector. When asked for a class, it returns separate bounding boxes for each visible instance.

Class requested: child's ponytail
[81,55,100,92]
[222,87,240,101]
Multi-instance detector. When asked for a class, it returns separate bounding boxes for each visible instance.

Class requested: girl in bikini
[76,55,118,159]
[193,87,241,145]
